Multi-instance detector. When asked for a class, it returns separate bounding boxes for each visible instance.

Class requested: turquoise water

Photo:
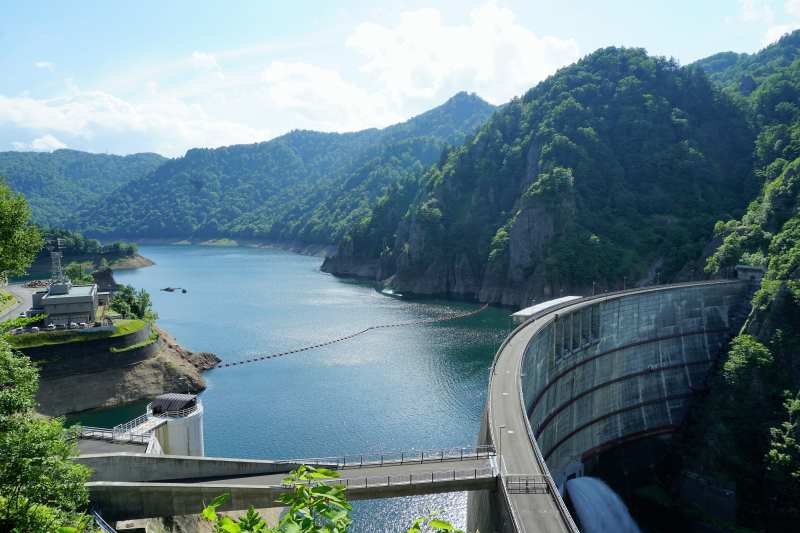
[77,244,512,531]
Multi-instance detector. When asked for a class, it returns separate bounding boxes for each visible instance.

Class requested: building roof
[151,393,197,414]
[512,296,583,320]
[41,284,96,301]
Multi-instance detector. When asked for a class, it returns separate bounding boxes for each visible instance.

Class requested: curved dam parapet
[469,280,754,533]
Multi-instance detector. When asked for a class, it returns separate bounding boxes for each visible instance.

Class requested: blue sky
[1,0,799,156]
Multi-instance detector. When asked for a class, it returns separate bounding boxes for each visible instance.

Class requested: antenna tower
[48,238,66,284]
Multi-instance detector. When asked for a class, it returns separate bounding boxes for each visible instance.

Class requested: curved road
[0,284,34,322]
[488,280,743,533]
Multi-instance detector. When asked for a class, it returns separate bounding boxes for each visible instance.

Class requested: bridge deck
[85,452,495,521]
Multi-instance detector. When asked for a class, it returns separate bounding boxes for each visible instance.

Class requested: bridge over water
[79,447,496,521]
[78,280,754,531]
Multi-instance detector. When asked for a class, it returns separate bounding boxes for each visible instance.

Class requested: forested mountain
[693,31,800,95]
[678,31,800,530]
[69,92,494,244]
[323,47,757,306]
[0,149,165,226]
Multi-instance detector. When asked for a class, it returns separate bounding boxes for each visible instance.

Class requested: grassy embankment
[6,319,146,349]
[109,326,159,352]
[0,289,16,314]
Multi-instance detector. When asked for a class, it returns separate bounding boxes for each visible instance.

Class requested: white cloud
[786,0,800,18]
[763,22,800,44]
[2,2,581,155]
[0,87,270,156]
[260,61,398,130]
[190,51,220,70]
[758,0,800,45]
[346,1,579,105]
[739,0,775,23]
[34,61,54,71]
[11,133,66,151]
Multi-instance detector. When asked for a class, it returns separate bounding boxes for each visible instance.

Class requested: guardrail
[287,445,495,469]
[90,508,117,533]
[146,402,199,419]
[80,426,150,445]
[505,475,549,494]
[113,413,149,435]
[286,466,496,490]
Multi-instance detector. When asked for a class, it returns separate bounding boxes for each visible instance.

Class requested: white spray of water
[566,477,641,533]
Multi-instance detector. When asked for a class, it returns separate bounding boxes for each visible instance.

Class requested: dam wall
[519,281,752,488]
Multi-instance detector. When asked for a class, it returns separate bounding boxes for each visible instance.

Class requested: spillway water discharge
[566,477,641,533]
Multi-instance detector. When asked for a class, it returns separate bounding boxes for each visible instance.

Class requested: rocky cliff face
[324,48,756,307]
[36,328,219,416]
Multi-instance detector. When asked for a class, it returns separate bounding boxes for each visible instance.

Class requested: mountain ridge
[65,91,495,245]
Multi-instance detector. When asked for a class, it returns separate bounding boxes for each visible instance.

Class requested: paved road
[490,316,576,533]
[488,280,745,533]
[0,284,34,322]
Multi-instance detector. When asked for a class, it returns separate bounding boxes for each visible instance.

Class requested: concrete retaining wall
[76,452,311,482]
[519,281,752,486]
[21,323,154,378]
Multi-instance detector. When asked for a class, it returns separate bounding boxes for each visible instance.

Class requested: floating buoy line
[176,303,489,371]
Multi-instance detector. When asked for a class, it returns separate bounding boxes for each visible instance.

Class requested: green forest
[0,149,164,227]
[63,92,494,245]
[683,31,800,531]
[326,46,758,303]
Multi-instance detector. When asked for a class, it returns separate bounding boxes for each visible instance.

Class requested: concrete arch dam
[469,280,754,533]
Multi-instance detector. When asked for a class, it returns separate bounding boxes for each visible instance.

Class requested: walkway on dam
[487,280,745,533]
[82,447,496,521]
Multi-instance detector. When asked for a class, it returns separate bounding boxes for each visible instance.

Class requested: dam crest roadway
[80,280,754,532]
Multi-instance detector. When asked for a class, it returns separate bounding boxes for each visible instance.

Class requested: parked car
[69,322,79,329]
[46,324,56,331]
[30,326,39,333]
[79,322,88,329]
[17,312,25,318]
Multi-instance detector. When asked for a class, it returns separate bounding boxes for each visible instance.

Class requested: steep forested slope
[694,31,800,95]
[70,92,494,245]
[324,47,757,306]
[0,149,165,226]
[679,33,800,530]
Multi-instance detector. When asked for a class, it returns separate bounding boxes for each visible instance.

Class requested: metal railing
[286,445,495,469]
[80,426,151,445]
[505,475,549,494]
[112,413,149,435]
[284,466,496,490]
[90,509,117,533]
[146,402,199,419]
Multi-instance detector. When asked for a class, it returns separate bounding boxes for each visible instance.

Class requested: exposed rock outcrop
[35,327,220,416]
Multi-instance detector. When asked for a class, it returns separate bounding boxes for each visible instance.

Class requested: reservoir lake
[73,244,512,531]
